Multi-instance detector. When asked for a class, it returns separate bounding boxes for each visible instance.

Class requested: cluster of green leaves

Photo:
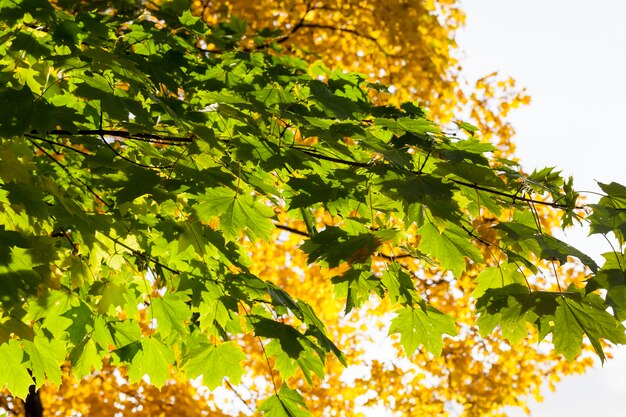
[0,0,625,413]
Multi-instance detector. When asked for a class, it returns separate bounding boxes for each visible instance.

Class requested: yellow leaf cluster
[34,364,235,417]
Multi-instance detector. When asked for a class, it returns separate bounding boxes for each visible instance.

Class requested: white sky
[457,1,626,416]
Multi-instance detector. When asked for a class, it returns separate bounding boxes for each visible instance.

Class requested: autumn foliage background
[0,0,597,416]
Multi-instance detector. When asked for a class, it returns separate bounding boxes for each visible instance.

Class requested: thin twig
[99,134,173,169]
[25,137,112,208]
[224,379,254,413]
[24,134,91,156]
[103,234,180,275]
[450,179,583,210]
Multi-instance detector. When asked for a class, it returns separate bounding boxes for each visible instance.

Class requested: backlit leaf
[127,337,175,388]
[258,386,312,417]
[182,341,246,389]
[389,303,457,356]
[0,340,33,399]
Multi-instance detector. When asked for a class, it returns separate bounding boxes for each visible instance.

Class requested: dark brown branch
[23,382,42,417]
[450,179,583,210]
[224,380,254,413]
[376,252,419,261]
[41,129,193,144]
[416,139,434,175]
[296,148,372,167]
[274,223,310,237]
[273,2,315,45]
[277,22,394,56]
[295,23,378,42]
[459,224,496,248]
[274,222,421,261]
[292,145,581,211]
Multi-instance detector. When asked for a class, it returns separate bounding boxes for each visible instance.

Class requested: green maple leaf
[265,339,324,385]
[97,282,128,314]
[418,222,483,277]
[182,341,246,389]
[576,299,626,348]
[0,340,34,399]
[266,282,301,315]
[455,121,479,135]
[472,263,526,299]
[397,117,440,135]
[93,318,141,349]
[127,337,174,388]
[151,293,191,337]
[332,268,382,313]
[196,187,274,241]
[179,10,201,26]
[14,66,42,93]
[263,340,298,381]
[23,336,65,388]
[198,293,237,330]
[495,222,599,272]
[258,386,312,417]
[554,296,626,362]
[301,227,382,268]
[69,338,102,380]
[251,316,305,359]
[381,263,417,304]
[553,300,584,361]
[24,289,77,339]
[389,303,457,356]
[587,268,626,321]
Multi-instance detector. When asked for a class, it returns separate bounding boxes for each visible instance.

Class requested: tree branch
[104,234,181,275]
[98,133,174,170]
[274,222,310,237]
[274,222,420,261]
[40,129,193,144]
[450,179,583,210]
[293,145,581,211]
[276,22,394,56]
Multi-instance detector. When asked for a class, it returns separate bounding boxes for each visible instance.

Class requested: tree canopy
[1,1,626,416]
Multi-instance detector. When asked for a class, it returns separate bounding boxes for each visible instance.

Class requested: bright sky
[457,1,626,415]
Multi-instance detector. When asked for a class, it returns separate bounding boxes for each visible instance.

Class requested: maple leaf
[127,338,175,388]
[196,187,274,241]
[258,387,312,417]
[182,341,246,389]
[151,293,191,338]
[24,336,66,388]
[389,303,458,356]
[418,222,483,277]
[0,340,34,399]
[472,263,526,299]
